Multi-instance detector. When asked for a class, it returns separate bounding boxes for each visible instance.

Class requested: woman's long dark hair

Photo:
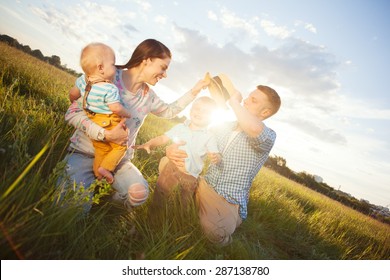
[116,39,171,69]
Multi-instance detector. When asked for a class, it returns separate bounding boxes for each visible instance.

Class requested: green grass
[0,42,389,260]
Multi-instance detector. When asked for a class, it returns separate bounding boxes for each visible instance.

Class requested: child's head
[189,96,217,128]
[80,43,116,81]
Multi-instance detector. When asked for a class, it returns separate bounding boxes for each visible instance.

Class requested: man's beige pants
[195,177,242,245]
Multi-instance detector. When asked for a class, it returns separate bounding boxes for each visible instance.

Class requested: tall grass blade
[1,141,49,200]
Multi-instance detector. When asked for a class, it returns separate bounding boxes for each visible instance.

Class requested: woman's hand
[104,118,129,145]
[191,77,210,96]
[166,141,187,168]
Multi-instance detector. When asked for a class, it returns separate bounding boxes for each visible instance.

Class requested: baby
[69,42,131,183]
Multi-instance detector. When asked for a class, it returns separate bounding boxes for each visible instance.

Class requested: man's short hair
[257,85,281,116]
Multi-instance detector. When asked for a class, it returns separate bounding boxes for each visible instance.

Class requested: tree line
[265,155,390,224]
[0,34,80,77]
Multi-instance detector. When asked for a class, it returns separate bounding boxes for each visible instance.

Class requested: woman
[62,39,207,211]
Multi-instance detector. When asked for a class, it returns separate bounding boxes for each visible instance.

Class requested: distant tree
[31,49,44,60]
[0,34,19,47]
[266,155,291,178]
[21,45,32,53]
[358,199,371,214]
[276,156,286,167]
[48,55,61,67]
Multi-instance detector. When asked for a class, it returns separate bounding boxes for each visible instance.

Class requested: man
[166,74,281,245]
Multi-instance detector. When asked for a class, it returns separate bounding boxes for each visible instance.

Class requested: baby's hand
[131,143,151,154]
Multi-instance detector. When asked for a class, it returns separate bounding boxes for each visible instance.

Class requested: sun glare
[210,108,237,127]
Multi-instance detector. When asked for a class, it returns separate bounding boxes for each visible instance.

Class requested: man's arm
[228,91,264,138]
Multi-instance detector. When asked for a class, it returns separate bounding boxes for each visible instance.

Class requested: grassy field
[0,42,389,260]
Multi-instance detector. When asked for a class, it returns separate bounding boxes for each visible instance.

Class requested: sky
[0,0,389,208]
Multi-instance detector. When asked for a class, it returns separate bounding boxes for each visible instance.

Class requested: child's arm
[132,135,170,154]
[108,102,131,118]
[69,86,81,103]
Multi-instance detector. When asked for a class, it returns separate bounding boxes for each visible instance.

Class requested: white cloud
[155,15,167,24]
[30,5,83,41]
[30,3,140,47]
[164,23,344,121]
[282,117,347,145]
[207,10,217,21]
[122,23,138,36]
[260,19,292,39]
[158,25,255,93]
[295,20,317,34]
[219,7,259,37]
[338,97,390,120]
[305,23,317,34]
[250,37,340,97]
[134,0,151,11]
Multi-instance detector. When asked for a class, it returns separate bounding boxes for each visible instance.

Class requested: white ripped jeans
[60,151,149,211]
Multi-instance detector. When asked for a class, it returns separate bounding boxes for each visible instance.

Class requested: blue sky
[1,0,389,208]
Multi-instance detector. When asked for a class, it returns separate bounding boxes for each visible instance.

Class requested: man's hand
[166,141,187,168]
[104,118,128,146]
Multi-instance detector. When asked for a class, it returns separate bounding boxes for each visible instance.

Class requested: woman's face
[144,57,171,85]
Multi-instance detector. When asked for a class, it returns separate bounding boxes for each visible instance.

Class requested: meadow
[0,42,389,260]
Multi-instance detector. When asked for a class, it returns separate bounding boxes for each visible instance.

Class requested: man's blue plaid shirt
[205,121,276,220]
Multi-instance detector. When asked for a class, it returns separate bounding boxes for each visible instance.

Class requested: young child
[68,42,131,183]
[133,96,221,208]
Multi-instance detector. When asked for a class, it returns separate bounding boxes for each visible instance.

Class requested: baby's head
[189,96,217,128]
[80,43,116,80]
